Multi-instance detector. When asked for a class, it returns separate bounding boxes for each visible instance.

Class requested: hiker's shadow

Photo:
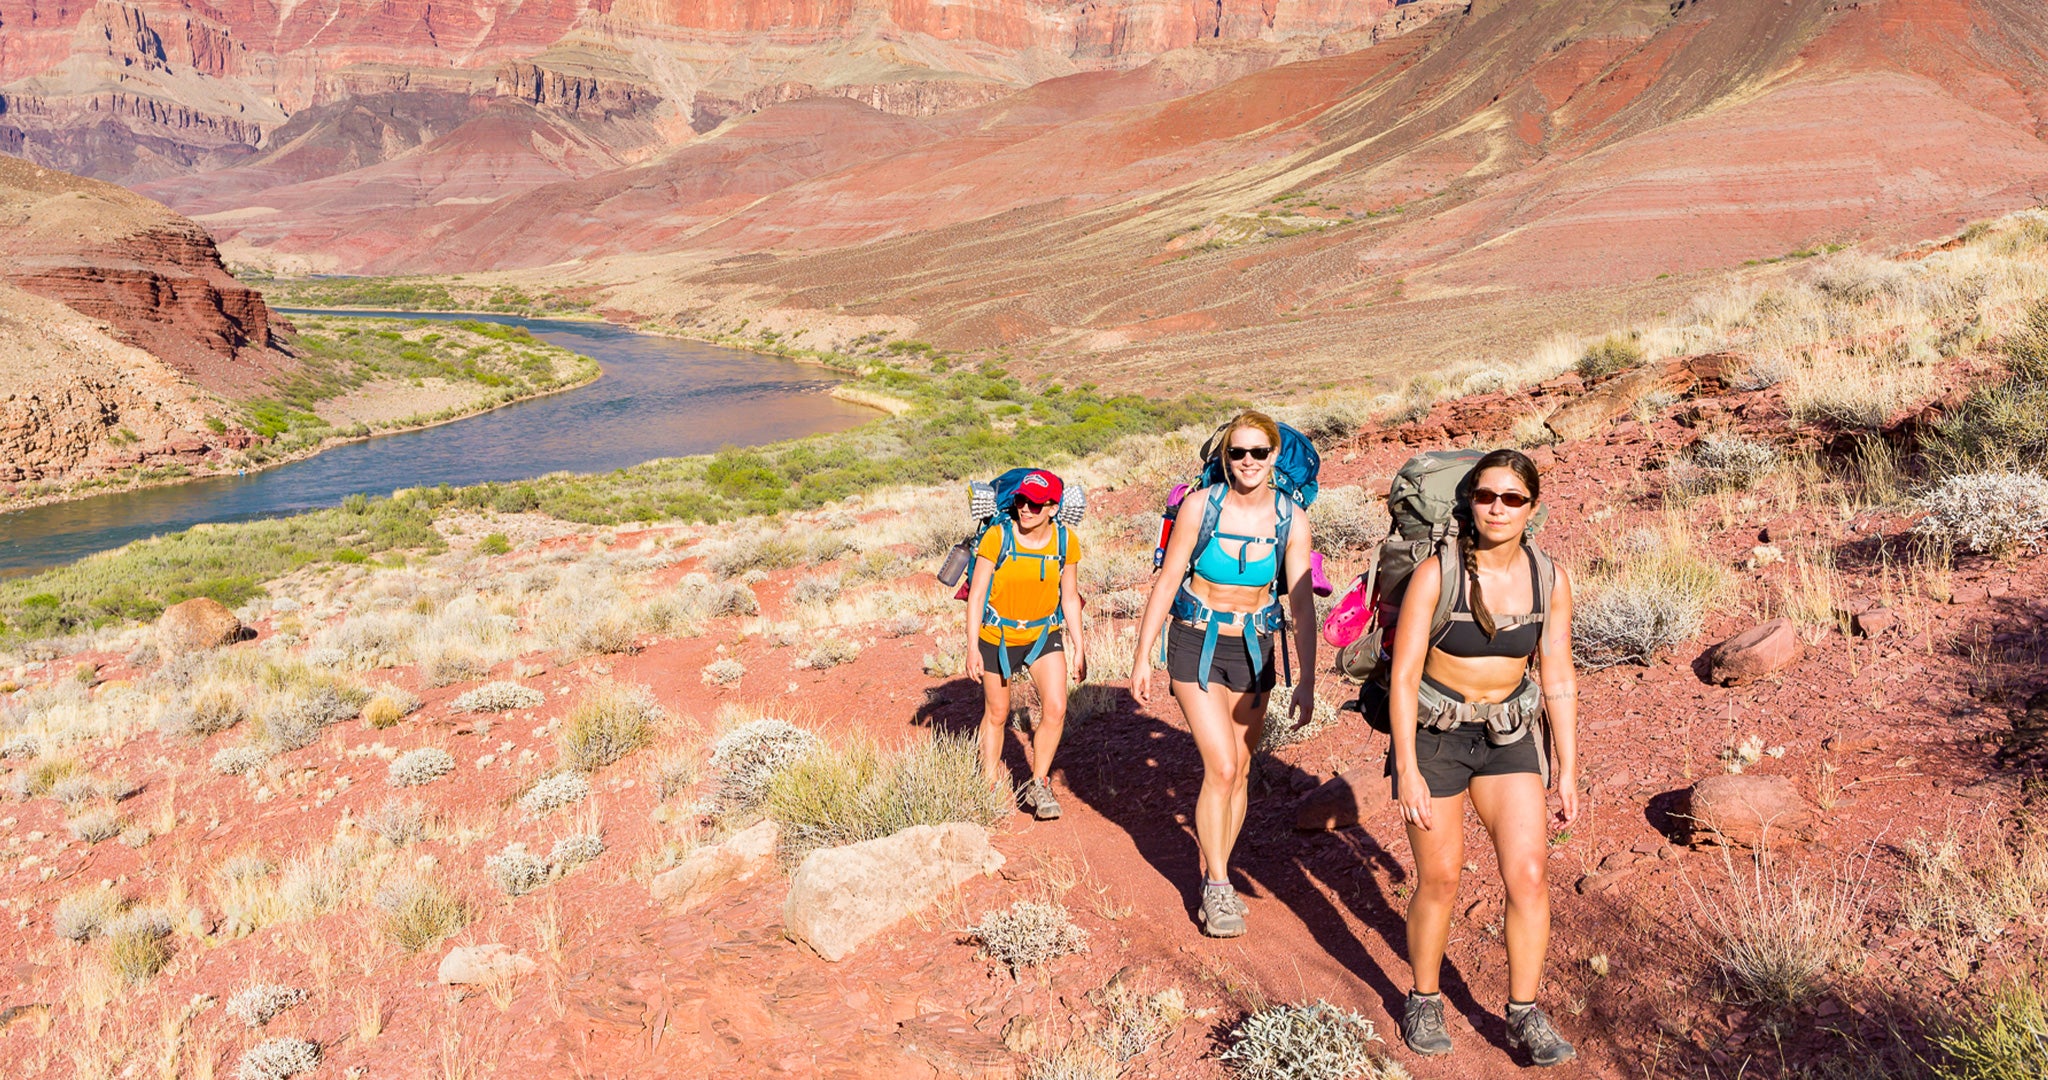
[1035,676,1513,1055]
[910,678,983,740]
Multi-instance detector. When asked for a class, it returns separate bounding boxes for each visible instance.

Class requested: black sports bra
[1432,546,1543,660]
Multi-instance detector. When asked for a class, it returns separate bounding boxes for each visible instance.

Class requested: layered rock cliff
[0,155,286,488]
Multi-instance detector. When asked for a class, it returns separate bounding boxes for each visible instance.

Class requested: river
[0,311,877,577]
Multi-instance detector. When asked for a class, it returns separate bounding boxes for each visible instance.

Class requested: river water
[0,311,876,576]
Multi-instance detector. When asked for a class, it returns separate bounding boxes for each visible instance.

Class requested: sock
[1409,990,1440,1001]
[1506,1000,1535,1017]
[1204,879,1232,889]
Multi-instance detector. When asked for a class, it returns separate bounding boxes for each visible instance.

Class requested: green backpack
[1335,449,1554,695]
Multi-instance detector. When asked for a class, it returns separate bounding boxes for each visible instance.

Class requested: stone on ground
[156,597,243,656]
[783,823,1003,962]
[438,944,537,985]
[651,819,779,910]
[1700,619,1803,685]
[1681,774,1815,848]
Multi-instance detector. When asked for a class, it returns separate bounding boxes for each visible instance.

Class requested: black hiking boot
[1506,1004,1576,1067]
[1401,992,1453,1056]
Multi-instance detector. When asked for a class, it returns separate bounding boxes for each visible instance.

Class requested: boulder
[155,597,243,656]
[1545,356,1730,442]
[437,944,537,985]
[783,823,1003,962]
[1700,620,1802,686]
[1851,608,1895,637]
[651,819,779,910]
[1293,768,1391,831]
[1681,774,1816,848]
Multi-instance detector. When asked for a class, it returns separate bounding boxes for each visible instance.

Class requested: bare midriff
[1421,651,1532,705]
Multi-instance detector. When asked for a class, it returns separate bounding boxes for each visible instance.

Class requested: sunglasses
[1018,498,1054,512]
[1226,446,1274,461]
[1471,488,1532,508]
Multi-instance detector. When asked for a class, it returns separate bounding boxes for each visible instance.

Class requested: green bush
[764,731,1008,864]
[1932,301,2048,473]
[1577,335,1645,380]
[1937,979,2048,1080]
[477,533,511,556]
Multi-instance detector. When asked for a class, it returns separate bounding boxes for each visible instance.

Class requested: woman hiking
[1385,448,1579,1066]
[1130,411,1317,938]
[963,468,1086,819]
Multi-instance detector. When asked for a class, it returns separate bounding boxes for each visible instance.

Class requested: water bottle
[936,541,972,587]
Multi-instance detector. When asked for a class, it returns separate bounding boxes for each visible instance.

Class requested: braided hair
[1458,449,1542,639]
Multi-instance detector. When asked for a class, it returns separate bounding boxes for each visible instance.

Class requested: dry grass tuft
[1573,518,1727,669]
[559,681,662,771]
[965,900,1088,973]
[1219,1000,1403,1080]
[375,874,467,952]
[764,731,1007,864]
[1683,845,1873,1007]
[53,884,122,941]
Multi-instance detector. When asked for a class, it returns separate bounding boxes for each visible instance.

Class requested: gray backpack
[1335,449,1554,698]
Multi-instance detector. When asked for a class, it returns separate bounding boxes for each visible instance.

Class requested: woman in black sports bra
[1385,449,1581,1067]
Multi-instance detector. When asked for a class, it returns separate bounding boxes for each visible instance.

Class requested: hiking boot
[1506,1004,1576,1067]
[1024,778,1062,820]
[1401,992,1453,1057]
[1197,883,1246,938]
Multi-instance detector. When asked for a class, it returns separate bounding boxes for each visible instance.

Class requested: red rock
[1293,768,1390,831]
[155,597,243,656]
[1948,583,1989,605]
[1682,774,1817,849]
[1700,619,1803,686]
[1851,608,1895,637]
[437,944,537,985]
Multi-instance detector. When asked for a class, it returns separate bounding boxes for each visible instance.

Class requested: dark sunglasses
[1018,498,1055,512]
[1226,446,1273,461]
[1471,488,1532,508]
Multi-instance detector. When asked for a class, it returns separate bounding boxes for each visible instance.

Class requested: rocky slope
[0,155,288,489]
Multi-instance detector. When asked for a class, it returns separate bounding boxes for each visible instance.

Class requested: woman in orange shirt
[962,469,1087,819]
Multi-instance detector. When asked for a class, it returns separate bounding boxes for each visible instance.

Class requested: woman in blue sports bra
[1130,410,1317,939]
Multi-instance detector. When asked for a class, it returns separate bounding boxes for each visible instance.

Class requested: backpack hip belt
[1415,675,1550,787]
[1167,585,1284,692]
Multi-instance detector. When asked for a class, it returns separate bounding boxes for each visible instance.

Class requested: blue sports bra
[1192,529,1278,588]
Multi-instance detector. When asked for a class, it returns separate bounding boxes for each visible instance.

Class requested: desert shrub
[485,845,551,897]
[707,532,807,578]
[1936,979,2048,1080]
[212,745,272,776]
[1218,1000,1400,1080]
[226,983,307,1028]
[548,832,605,870]
[375,874,467,951]
[386,747,455,787]
[1308,485,1388,553]
[652,748,698,801]
[368,798,430,846]
[966,900,1088,973]
[1577,334,1644,380]
[764,731,1008,864]
[690,580,759,619]
[532,576,643,657]
[449,681,544,713]
[1915,471,2048,555]
[169,683,247,737]
[708,717,823,812]
[49,774,105,807]
[235,1038,320,1080]
[1259,694,1340,753]
[1273,398,1371,449]
[67,808,122,844]
[792,637,861,671]
[789,574,843,607]
[1931,300,2048,472]
[0,733,41,759]
[19,756,80,798]
[53,884,122,941]
[1025,1047,1119,1080]
[1573,522,1725,669]
[258,687,361,752]
[922,643,965,678]
[1081,546,1154,595]
[1094,983,1192,1063]
[104,908,173,983]
[702,657,745,686]
[1668,434,1780,496]
[559,682,662,771]
[362,686,420,729]
[279,835,369,920]
[520,772,591,815]
[1684,848,1872,1007]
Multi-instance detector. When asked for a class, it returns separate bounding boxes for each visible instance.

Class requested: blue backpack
[1151,422,1320,688]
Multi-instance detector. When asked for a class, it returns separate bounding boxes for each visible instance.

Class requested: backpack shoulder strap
[995,518,1018,570]
[1055,523,1070,568]
[1190,484,1227,563]
[1428,529,1464,644]
[1530,542,1556,620]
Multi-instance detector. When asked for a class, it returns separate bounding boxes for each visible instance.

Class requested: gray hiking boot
[1023,778,1062,820]
[1197,883,1246,938]
[1401,992,1453,1056]
[1506,1004,1576,1067]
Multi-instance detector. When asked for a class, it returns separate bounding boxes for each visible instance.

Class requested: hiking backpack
[1328,448,1555,730]
[1151,421,1321,687]
[933,468,1087,676]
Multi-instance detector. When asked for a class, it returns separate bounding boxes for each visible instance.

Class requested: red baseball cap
[1016,470,1063,506]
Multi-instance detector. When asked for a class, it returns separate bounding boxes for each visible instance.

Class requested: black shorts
[1386,722,1543,799]
[1166,620,1276,694]
[978,630,1063,679]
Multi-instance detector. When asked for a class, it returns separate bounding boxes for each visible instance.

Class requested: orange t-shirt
[976,524,1080,645]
